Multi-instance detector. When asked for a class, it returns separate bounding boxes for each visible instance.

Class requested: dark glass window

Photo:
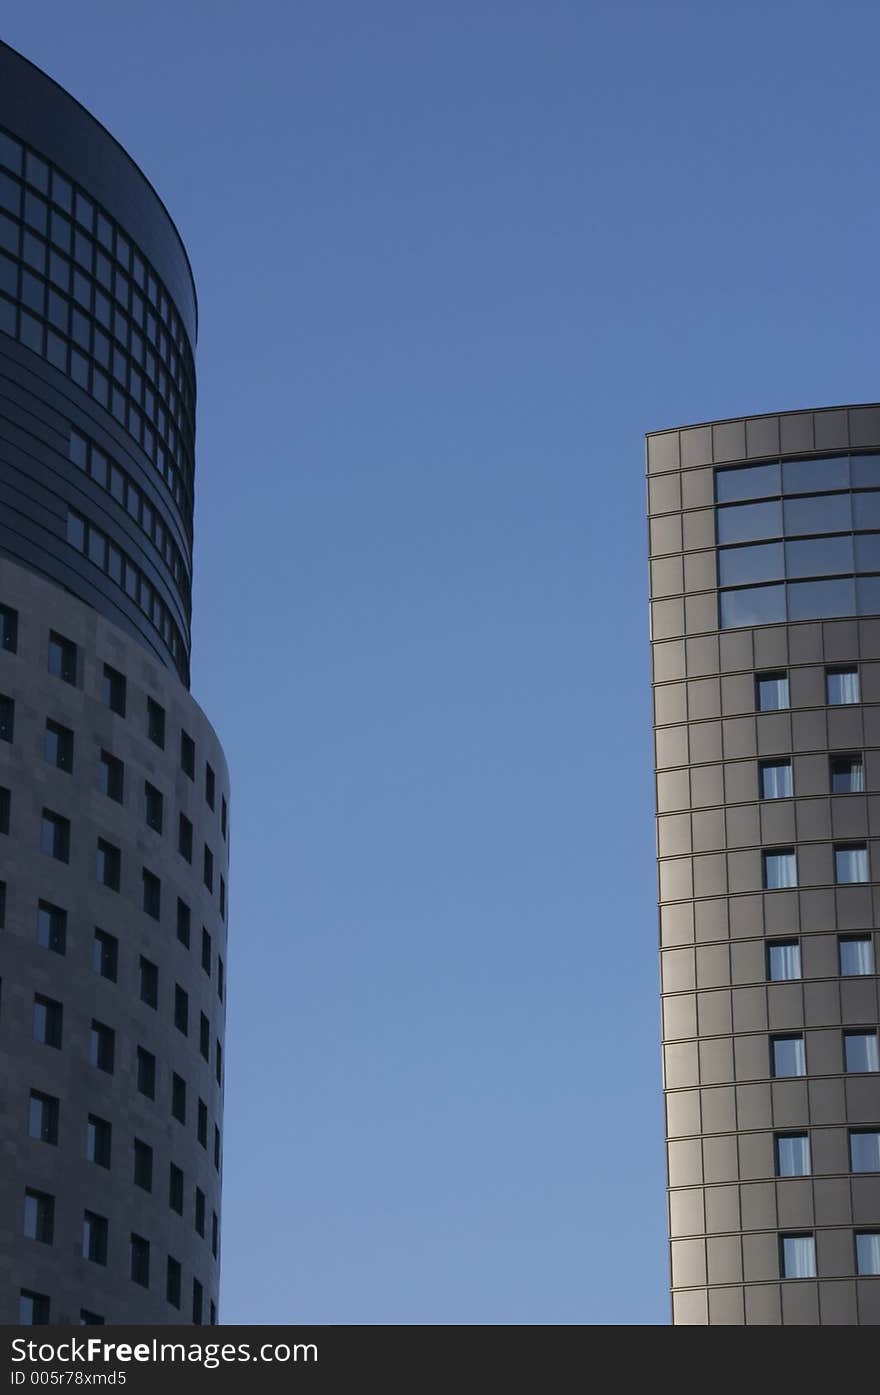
[844,1031,879,1073]
[174,985,189,1035]
[0,784,6,833]
[0,693,13,741]
[86,1115,111,1168]
[220,875,226,920]
[198,1098,208,1148]
[214,1125,221,1172]
[90,1020,115,1073]
[97,838,121,890]
[768,940,801,981]
[167,1256,182,1308]
[720,584,785,629]
[144,781,163,833]
[93,929,118,981]
[215,1039,223,1087]
[169,1163,184,1214]
[221,796,227,841]
[19,1291,50,1325]
[201,927,212,975]
[102,663,126,715]
[195,1187,206,1236]
[840,935,874,976]
[212,1212,219,1259]
[827,666,860,704]
[853,492,880,530]
[33,994,62,1047]
[48,630,77,683]
[143,868,161,919]
[139,956,159,1009]
[181,730,195,778]
[79,1311,104,1327]
[855,533,880,571]
[136,1046,156,1099]
[192,1279,203,1325]
[99,750,124,802]
[788,577,856,620]
[716,499,782,545]
[218,956,224,1002]
[177,897,191,948]
[203,845,214,893]
[715,461,781,503]
[784,492,852,536]
[28,1090,59,1145]
[851,1130,880,1172]
[717,541,783,587]
[37,901,66,955]
[831,755,864,793]
[205,763,215,810]
[44,719,74,772]
[147,697,165,748]
[179,813,193,862]
[130,1234,149,1287]
[133,1138,153,1192]
[172,1073,186,1124]
[772,1034,806,1077]
[24,1189,54,1244]
[41,808,70,861]
[760,760,792,799]
[0,603,18,652]
[200,1011,210,1060]
[784,534,853,578]
[782,455,849,494]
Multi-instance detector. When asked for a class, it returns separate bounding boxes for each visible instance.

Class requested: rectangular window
[193,1279,203,1325]
[845,1031,879,1073]
[717,499,783,545]
[776,1133,810,1177]
[760,759,792,799]
[133,1138,153,1192]
[0,784,9,834]
[177,896,191,947]
[763,849,797,890]
[203,844,214,893]
[44,719,74,772]
[856,1233,880,1276]
[720,584,786,629]
[219,875,226,920]
[221,795,227,841]
[92,929,118,981]
[33,994,62,1048]
[24,1189,54,1244]
[41,809,70,862]
[139,956,159,1009]
[195,1187,205,1237]
[756,671,789,712]
[201,927,212,975]
[214,1125,221,1173]
[172,1072,186,1124]
[200,1012,210,1060]
[96,838,120,890]
[830,754,864,793]
[827,666,859,705]
[136,1046,156,1098]
[850,1130,880,1173]
[80,1311,104,1326]
[28,1090,59,1145]
[212,1212,218,1259]
[174,985,189,1035]
[215,1039,222,1087]
[0,693,14,742]
[19,1291,50,1325]
[0,602,18,652]
[780,1233,816,1279]
[37,901,66,955]
[48,630,77,684]
[130,1233,150,1287]
[179,813,193,862]
[102,663,126,715]
[144,781,163,833]
[142,868,161,919]
[169,1163,184,1214]
[768,940,801,981]
[181,730,195,778]
[147,697,165,748]
[840,935,874,976]
[90,1020,115,1073]
[166,1256,182,1308]
[217,956,224,1002]
[86,1115,111,1168]
[835,844,869,884]
[83,1212,108,1265]
[99,750,124,802]
[772,1034,805,1077]
[205,763,215,810]
[198,1097,208,1148]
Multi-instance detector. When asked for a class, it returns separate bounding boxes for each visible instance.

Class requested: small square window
[86,1115,111,1168]
[99,751,124,802]
[840,935,874,976]
[856,1233,880,1276]
[90,1020,115,1073]
[169,1163,184,1214]
[44,719,74,772]
[181,730,195,778]
[772,1034,805,1077]
[763,848,796,889]
[48,630,76,684]
[33,994,62,1048]
[102,663,126,715]
[757,671,789,711]
[177,896,191,947]
[139,956,159,1009]
[175,984,189,1035]
[850,1130,880,1172]
[142,867,161,919]
[775,1133,810,1177]
[760,760,792,800]
[133,1138,153,1192]
[24,1189,54,1244]
[172,1072,186,1124]
[136,1046,156,1098]
[130,1233,149,1287]
[28,1090,59,1145]
[0,602,18,652]
[93,929,118,981]
[0,693,13,742]
[97,838,120,890]
[827,666,859,705]
[844,1031,879,1073]
[830,754,864,793]
[780,1233,816,1279]
[41,809,70,862]
[147,697,165,748]
[834,843,869,884]
[767,940,800,981]
[179,813,193,862]
[37,901,66,955]
[144,781,163,833]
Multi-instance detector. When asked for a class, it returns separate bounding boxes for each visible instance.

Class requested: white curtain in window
[765,853,797,889]
[778,1135,810,1177]
[772,943,801,980]
[762,677,789,710]
[851,1132,880,1171]
[857,1233,880,1276]
[829,670,860,704]
[850,761,865,792]
[763,763,792,798]
[783,1235,816,1279]
[836,846,869,883]
[841,938,874,975]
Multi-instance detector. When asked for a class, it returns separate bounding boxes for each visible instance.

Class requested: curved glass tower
[649,404,880,1325]
[0,43,228,1324]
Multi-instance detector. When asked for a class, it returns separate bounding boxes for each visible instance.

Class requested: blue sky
[5,0,880,1323]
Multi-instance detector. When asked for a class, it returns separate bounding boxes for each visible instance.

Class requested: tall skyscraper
[0,43,228,1324]
[649,404,880,1325]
